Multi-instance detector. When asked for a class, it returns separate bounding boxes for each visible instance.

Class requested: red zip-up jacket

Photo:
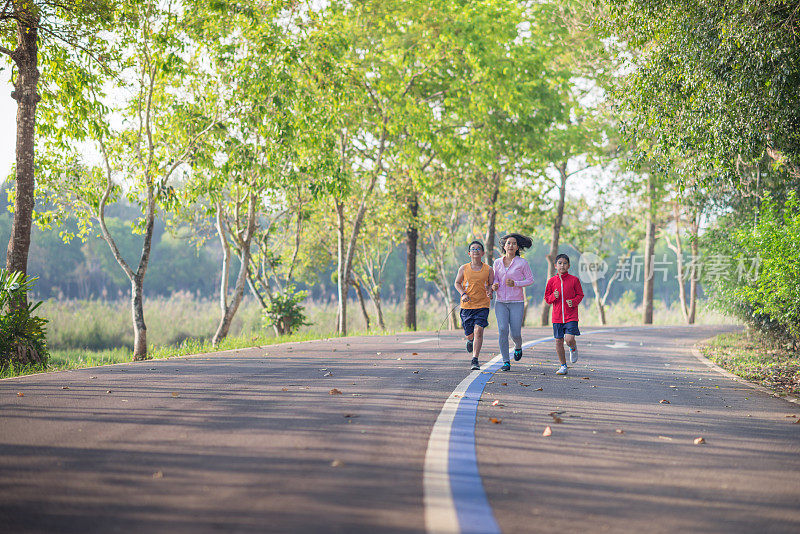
[544,273,584,323]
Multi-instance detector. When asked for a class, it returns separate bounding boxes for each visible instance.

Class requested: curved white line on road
[423,330,617,534]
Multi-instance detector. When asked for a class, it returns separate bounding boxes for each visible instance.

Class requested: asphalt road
[1,325,798,533]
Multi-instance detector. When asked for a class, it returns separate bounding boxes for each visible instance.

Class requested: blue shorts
[461,307,490,336]
[553,321,580,339]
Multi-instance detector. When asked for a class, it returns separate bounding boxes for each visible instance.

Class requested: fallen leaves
[489,418,502,424]
[519,382,530,387]
[171,392,180,398]
[615,429,625,434]
[152,471,163,479]
[491,400,500,406]
[16,392,23,397]
[323,372,333,377]
[500,382,508,386]
[329,388,343,395]
[659,399,671,404]
[549,412,563,424]
[330,459,345,467]
[542,426,552,437]
[693,437,706,445]
[534,387,543,392]
[61,386,70,390]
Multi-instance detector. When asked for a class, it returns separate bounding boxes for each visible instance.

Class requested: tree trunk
[591,278,607,325]
[213,195,257,345]
[131,275,147,358]
[642,175,656,325]
[671,203,690,324]
[335,200,348,335]
[5,14,41,279]
[540,164,568,326]
[688,212,700,324]
[405,193,418,331]
[373,292,386,330]
[212,246,252,345]
[485,171,501,264]
[351,276,371,330]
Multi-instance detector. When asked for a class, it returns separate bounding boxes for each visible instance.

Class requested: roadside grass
[2,293,736,379]
[699,332,800,397]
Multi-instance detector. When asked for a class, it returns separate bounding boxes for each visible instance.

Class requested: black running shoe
[513,348,523,361]
[470,357,480,370]
[466,340,473,353]
[501,362,511,371]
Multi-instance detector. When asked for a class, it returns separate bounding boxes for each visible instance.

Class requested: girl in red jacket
[544,253,584,375]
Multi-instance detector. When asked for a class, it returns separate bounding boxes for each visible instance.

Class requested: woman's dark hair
[555,253,570,264]
[468,240,485,252]
[499,233,533,256]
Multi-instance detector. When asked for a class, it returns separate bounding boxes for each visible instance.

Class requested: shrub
[0,269,49,367]
[262,286,310,336]
[703,192,800,347]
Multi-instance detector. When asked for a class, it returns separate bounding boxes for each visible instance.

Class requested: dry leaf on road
[542,426,552,436]
[491,400,500,406]
[17,392,23,397]
[489,418,502,424]
[694,437,706,444]
[659,399,671,404]
[549,412,563,424]
[329,388,343,395]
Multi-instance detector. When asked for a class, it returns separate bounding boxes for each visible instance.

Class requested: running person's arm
[486,269,494,299]
[514,261,534,288]
[572,278,584,306]
[454,265,469,303]
[544,279,558,304]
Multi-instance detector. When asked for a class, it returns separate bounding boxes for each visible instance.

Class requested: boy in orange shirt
[544,253,584,375]
[454,240,494,370]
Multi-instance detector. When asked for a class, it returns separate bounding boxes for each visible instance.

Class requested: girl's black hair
[468,240,485,252]
[499,233,533,256]
[555,253,570,264]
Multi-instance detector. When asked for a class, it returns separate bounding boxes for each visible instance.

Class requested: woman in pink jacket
[491,233,534,371]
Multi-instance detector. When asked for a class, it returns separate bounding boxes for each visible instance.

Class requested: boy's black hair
[499,233,533,256]
[555,253,570,264]
[468,240,485,252]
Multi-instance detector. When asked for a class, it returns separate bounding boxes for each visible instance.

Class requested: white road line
[424,330,619,534]
[423,356,501,534]
[405,337,439,344]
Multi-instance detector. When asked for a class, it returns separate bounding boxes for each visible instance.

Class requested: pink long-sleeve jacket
[492,256,534,302]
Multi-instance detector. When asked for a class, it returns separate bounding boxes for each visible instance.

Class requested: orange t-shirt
[460,262,491,309]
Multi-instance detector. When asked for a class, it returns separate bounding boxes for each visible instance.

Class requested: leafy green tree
[1,0,115,278]
[178,0,335,343]
[35,1,219,359]
[605,0,800,185]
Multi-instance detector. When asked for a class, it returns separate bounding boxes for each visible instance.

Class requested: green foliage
[703,192,800,344]
[606,0,800,185]
[262,286,310,336]
[0,270,49,367]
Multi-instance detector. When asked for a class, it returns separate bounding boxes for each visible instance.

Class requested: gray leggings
[495,301,524,362]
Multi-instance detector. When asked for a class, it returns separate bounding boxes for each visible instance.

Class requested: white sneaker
[556,364,568,375]
[568,346,578,364]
